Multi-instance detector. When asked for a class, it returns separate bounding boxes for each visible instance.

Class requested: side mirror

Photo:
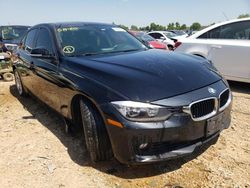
[30,47,55,59]
[160,36,165,41]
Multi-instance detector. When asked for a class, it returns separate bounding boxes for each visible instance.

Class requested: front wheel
[79,99,113,162]
[168,45,174,51]
[3,72,14,81]
[14,70,27,96]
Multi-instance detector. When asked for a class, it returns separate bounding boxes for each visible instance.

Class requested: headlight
[111,101,172,122]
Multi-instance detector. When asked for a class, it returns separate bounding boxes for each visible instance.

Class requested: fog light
[139,143,148,150]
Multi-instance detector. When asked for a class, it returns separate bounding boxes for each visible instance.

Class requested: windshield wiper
[118,49,142,52]
[74,48,145,57]
[78,52,102,56]
[107,48,145,54]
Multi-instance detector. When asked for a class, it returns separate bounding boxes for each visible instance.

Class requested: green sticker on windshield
[57,27,79,32]
[63,46,75,54]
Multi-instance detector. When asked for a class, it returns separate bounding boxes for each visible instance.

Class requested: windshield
[135,32,155,42]
[174,30,186,35]
[56,25,147,56]
[163,31,177,38]
[1,26,29,40]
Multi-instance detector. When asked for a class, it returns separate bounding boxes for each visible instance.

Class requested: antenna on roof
[222,12,229,21]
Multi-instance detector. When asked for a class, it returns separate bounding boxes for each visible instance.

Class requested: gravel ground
[0,80,249,188]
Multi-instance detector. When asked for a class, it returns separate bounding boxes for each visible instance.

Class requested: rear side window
[35,28,54,54]
[198,20,250,40]
[198,27,221,39]
[24,29,38,52]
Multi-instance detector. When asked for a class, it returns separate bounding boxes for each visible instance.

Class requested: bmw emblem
[208,87,216,94]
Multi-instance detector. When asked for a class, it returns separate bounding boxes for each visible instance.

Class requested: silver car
[175,18,250,83]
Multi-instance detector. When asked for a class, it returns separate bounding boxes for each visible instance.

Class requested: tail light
[174,41,182,48]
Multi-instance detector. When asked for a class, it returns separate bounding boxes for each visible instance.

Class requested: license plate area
[206,112,224,137]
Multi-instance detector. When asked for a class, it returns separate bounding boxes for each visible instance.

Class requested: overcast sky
[1,0,250,27]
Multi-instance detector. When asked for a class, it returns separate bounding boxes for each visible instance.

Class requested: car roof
[32,22,115,29]
[0,25,30,28]
[148,31,172,34]
[129,30,145,35]
[190,18,250,39]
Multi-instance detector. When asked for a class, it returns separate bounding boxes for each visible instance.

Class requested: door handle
[211,45,222,49]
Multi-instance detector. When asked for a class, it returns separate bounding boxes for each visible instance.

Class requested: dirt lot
[0,80,249,188]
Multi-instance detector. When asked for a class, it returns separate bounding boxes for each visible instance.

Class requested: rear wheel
[14,70,27,96]
[3,72,14,81]
[79,99,113,162]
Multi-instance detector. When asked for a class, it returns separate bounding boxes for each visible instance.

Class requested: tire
[79,99,113,162]
[168,45,174,51]
[3,72,14,81]
[14,70,27,96]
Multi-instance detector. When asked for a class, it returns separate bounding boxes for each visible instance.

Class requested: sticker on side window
[63,46,75,54]
[112,27,126,32]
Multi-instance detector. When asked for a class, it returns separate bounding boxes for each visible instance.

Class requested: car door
[205,20,250,82]
[16,28,39,92]
[30,27,62,112]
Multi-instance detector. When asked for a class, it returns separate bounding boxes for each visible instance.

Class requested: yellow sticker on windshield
[63,46,75,53]
[57,27,79,32]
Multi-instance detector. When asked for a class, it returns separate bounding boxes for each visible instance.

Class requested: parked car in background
[14,22,232,165]
[129,31,168,50]
[175,18,250,83]
[147,31,178,50]
[0,25,30,51]
[0,55,14,81]
[169,30,188,38]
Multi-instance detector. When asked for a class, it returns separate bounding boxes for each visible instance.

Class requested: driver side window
[35,28,54,54]
[24,29,38,53]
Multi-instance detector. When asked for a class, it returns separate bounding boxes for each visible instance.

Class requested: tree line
[120,22,201,32]
[119,14,250,32]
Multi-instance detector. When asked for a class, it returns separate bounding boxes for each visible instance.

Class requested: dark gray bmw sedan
[13,22,232,164]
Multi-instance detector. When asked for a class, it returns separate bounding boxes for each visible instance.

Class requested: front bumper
[105,106,231,164]
[135,131,220,163]
[103,80,232,164]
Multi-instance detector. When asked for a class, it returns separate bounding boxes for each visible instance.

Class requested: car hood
[64,49,221,102]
